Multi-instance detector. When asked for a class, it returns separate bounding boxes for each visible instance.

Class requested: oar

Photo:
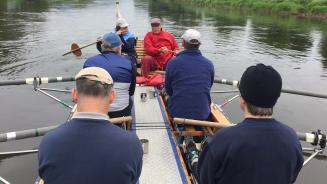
[174,117,327,147]
[211,90,239,94]
[0,149,38,156]
[62,41,98,57]
[0,116,132,142]
[0,76,75,86]
[214,79,327,99]
[0,176,10,184]
[116,1,122,19]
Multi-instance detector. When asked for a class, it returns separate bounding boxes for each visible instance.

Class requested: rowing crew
[38,18,303,184]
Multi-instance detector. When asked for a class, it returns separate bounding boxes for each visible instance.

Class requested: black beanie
[239,63,282,108]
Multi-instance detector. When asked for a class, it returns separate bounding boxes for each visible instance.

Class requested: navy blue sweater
[38,118,143,184]
[84,51,136,112]
[198,118,303,184]
[165,48,214,120]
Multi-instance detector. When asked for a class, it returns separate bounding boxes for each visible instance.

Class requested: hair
[76,78,113,97]
[183,40,200,49]
[115,26,121,32]
[246,102,273,116]
[101,42,120,52]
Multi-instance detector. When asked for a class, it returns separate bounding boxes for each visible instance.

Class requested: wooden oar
[116,1,122,19]
[0,116,132,142]
[174,117,327,147]
[214,78,327,99]
[62,41,98,57]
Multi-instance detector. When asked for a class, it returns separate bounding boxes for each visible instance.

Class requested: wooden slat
[136,39,145,61]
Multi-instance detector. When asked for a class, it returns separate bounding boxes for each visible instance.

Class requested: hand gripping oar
[62,41,98,57]
[214,78,327,99]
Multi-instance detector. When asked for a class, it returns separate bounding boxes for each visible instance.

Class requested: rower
[115,18,138,66]
[198,64,304,184]
[38,67,143,184]
[96,18,138,66]
[165,29,214,124]
[141,17,179,77]
[85,32,136,119]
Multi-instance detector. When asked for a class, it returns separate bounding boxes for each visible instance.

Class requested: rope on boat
[0,76,75,86]
[214,78,327,99]
[0,116,132,142]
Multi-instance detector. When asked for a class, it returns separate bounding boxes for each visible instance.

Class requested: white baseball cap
[181,29,201,44]
[75,67,113,85]
[116,18,129,28]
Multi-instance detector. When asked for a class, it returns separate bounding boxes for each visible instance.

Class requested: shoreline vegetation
[182,0,327,20]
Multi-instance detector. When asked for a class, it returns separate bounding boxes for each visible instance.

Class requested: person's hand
[116,29,123,35]
[159,47,168,53]
[173,50,179,55]
[96,37,102,43]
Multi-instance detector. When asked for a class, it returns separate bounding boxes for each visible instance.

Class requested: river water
[0,0,326,183]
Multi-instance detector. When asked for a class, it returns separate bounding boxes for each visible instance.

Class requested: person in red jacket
[141,18,179,76]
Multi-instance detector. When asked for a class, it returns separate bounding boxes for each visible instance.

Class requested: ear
[71,88,78,103]
[109,90,116,105]
[116,46,122,55]
[239,96,246,111]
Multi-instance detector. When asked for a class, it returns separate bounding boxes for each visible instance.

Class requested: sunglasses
[151,23,160,27]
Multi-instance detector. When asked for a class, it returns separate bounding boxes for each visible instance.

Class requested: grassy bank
[184,0,327,18]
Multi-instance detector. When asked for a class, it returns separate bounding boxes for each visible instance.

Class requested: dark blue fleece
[165,48,214,120]
[38,118,143,184]
[198,118,303,184]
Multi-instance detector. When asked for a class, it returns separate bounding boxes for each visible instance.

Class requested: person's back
[38,117,142,184]
[199,118,302,184]
[85,33,136,117]
[198,63,303,184]
[38,67,142,184]
[165,29,214,120]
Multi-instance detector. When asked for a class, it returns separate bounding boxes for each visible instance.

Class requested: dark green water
[0,0,326,183]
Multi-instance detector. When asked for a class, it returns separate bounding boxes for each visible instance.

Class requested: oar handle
[174,117,232,129]
[62,41,98,56]
[214,79,327,99]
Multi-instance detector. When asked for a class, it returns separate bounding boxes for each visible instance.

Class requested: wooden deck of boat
[132,86,188,184]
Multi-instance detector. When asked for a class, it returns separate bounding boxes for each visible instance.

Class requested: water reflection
[143,0,327,71]
[0,0,96,77]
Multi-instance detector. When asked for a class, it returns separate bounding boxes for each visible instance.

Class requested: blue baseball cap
[102,32,122,48]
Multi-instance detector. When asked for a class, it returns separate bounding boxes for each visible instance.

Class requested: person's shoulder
[40,123,70,145]
[144,32,152,38]
[199,54,214,65]
[166,57,179,69]
[210,123,244,143]
[274,119,298,137]
[85,54,102,63]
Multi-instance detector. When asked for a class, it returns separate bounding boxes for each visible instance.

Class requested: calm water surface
[0,0,326,183]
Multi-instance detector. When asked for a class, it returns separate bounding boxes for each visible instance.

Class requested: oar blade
[71,43,82,57]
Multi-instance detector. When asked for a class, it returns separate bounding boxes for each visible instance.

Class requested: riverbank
[183,0,327,20]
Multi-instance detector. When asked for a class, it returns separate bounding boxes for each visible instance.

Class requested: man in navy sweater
[38,67,143,184]
[198,64,303,184]
[85,32,136,119]
[165,29,214,121]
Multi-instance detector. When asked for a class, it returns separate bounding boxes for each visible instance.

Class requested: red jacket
[144,31,179,69]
